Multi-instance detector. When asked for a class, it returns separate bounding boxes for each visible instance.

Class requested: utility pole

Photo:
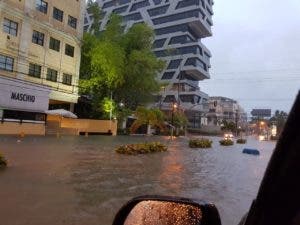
[235,109,239,137]
[177,55,183,108]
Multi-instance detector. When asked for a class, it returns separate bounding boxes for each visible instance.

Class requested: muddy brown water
[0,136,275,225]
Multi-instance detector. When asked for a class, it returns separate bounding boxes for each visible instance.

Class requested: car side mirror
[113,195,222,225]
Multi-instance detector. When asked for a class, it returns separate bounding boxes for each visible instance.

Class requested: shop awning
[45,109,78,119]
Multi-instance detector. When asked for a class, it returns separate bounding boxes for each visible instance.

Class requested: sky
[201,0,300,114]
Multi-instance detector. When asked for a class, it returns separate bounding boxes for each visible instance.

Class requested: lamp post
[109,91,113,134]
[170,102,178,139]
[260,121,265,135]
[159,85,166,110]
[235,109,239,137]
[119,102,126,130]
[171,102,178,127]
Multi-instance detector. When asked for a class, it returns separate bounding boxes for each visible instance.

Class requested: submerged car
[224,132,234,140]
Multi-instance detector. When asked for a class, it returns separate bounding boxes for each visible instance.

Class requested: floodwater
[0,135,276,225]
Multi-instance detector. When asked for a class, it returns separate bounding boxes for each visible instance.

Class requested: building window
[53,7,63,22]
[65,44,74,57]
[0,55,14,72]
[46,68,58,82]
[3,18,18,36]
[49,37,60,51]
[62,73,72,85]
[32,30,44,46]
[29,63,42,78]
[36,0,48,14]
[68,15,77,29]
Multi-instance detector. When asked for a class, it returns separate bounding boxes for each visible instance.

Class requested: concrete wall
[0,122,45,135]
[47,115,118,136]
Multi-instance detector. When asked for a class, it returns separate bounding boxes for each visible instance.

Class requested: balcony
[189,19,212,38]
[182,65,210,80]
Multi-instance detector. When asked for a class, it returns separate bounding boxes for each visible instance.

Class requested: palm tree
[130,107,165,135]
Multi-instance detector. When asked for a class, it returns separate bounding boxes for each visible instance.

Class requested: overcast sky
[201,0,300,114]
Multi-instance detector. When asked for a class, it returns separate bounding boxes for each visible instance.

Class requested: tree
[171,111,188,128]
[86,0,102,36]
[269,110,288,135]
[113,23,165,109]
[221,120,236,133]
[100,97,116,120]
[79,33,97,80]
[79,3,165,119]
[130,107,165,135]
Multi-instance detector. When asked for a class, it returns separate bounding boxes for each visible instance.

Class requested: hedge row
[116,142,167,155]
[189,138,213,148]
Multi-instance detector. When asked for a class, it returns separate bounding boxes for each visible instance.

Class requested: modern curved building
[84,0,213,114]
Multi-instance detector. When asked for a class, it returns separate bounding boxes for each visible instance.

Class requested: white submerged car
[224,132,234,140]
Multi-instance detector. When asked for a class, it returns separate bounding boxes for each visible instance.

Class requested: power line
[236,99,294,101]
[208,74,300,79]
[200,78,300,84]
[210,68,300,76]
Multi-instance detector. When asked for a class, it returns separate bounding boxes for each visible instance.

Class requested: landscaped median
[219,139,234,146]
[115,142,168,155]
[0,153,7,169]
[189,138,213,149]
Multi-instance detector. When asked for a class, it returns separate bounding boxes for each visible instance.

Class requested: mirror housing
[113,195,222,225]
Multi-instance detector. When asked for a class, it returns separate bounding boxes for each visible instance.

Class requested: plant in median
[237,138,247,144]
[0,153,7,169]
[189,138,213,149]
[115,142,167,155]
[219,139,234,146]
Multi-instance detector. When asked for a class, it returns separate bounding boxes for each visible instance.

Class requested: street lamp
[171,102,178,126]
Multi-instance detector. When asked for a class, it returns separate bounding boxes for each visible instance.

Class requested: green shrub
[189,138,212,148]
[115,142,167,155]
[236,139,247,144]
[0,153,7,169]
[219,139,234,146]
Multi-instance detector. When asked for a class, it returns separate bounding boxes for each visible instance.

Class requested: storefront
[0,76,51,135]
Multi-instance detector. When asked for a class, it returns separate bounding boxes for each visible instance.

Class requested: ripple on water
[0,135,275,225]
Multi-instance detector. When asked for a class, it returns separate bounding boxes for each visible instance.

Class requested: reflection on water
[0,136,275,225]
[158,143,185,194]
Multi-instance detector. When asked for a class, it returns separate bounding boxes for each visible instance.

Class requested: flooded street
[0,136,276,225]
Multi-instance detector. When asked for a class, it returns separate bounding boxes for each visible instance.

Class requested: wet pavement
[0,135,276,225]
